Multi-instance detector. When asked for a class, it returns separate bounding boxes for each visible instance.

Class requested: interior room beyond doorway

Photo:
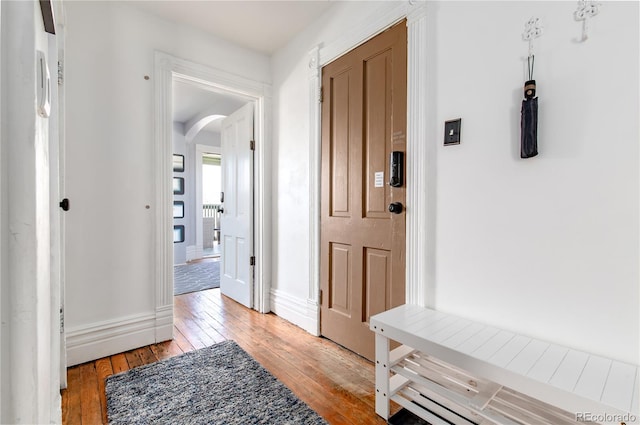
[202,153,222,258]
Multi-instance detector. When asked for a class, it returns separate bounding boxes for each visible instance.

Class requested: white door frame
[154,52,272,342]
[195,143,221,260]
[308,1,432,335]
[52,1,68,389]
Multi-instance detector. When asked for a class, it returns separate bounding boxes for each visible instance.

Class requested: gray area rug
[174,260,220,296]
[106,340,327,425]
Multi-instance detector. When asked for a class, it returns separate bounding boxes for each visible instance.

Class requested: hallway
[61,289,397,424]
[173,258,220,295]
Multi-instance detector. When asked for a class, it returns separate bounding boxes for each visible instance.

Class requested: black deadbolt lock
[388,202,403,214]
[389,151,404,187]
[59,198,70,211]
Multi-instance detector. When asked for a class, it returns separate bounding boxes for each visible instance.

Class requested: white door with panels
[220,102,254,308]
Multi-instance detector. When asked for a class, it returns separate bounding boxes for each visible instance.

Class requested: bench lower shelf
[381,345,600,425]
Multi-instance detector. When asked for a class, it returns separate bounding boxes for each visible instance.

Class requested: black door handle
[59,198,70,211]
[388,202,403,214]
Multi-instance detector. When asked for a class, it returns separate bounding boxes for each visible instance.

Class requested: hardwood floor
[61,288,398,424]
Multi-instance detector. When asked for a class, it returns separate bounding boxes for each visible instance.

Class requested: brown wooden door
[320,21,407,361]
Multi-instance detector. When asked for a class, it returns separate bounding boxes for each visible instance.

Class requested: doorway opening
[170,79,250,300]
[154,52,272,342]
[202,153,222,259]
[172,151,223,297]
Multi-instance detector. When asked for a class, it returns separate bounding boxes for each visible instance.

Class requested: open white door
[220,103,254,308]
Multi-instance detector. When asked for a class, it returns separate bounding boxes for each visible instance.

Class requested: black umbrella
[521,55,538,158]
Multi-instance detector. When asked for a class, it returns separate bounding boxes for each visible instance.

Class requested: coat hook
[522,17,544,57]
[574,0,600,42]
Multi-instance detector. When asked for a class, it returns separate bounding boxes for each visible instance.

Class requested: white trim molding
[270,289,319,336]
[66,313,157,366]
[154,304,173,342]
[308,0,431,334]
[406,4,432,308]
[154,52,272,318]
[153,52,174,331]
[307,45,322,336]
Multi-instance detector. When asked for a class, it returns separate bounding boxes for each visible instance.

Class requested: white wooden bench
[370,304,639,425]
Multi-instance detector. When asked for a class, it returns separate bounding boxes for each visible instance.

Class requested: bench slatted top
[370,304,639,416]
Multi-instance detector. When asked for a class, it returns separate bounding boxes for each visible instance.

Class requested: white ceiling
[128,0,335,55]
[144,1,335,136]
[173,80,247,119]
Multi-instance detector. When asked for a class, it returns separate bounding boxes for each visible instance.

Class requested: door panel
[329,242,352,316]
[330,70,352,217]
[364,248,391,322]
[364,50,392,219]
[320,21,407,360]
[220,103,254,308]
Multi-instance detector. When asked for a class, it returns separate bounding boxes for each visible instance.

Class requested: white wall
[429,1,638,365]
[271,1,639,364]
[64,1,270,365]
[0,1,60,422]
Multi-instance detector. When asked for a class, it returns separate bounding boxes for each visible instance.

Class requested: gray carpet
[174,260,220,296]
[106,340,327,425]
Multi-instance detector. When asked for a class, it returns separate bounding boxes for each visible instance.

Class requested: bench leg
[375,333,390,419]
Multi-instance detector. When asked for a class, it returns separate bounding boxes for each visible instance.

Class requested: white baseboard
[66,312,158,366]
[305,298,320,336]
[270,289,319,336]
[155,304,174,342]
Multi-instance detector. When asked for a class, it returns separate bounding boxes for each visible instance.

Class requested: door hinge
[250,140,255,151]
[60,307,64,333]
[57,60,63,86]
[250,256,255,266]
[319,289,323,305]
[319,86,323,103]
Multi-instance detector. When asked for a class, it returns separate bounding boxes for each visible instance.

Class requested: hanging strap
[527,55,535,81]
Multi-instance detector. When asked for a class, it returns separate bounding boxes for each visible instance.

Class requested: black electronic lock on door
[388,151,404,214]
[389,151,404,187]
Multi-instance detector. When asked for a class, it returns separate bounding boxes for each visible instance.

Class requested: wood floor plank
[60,387,69,425]
[110,354,129,374]
[135,346,159,366]
[62,288,388,424]
[172,323,197,353]
[95,358,114,424]
[150,339,184,360]
[78,362,103,424]
[124,349,144,369]
[176,315,216,347]
[62,367,82,425]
